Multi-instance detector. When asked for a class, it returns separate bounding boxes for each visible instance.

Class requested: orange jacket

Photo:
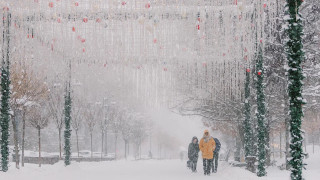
[199,130,216,159]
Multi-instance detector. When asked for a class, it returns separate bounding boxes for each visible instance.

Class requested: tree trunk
[22,110,26,167]
[105,129,108,155]
[280,130,282,159]
[101,130,104,160]
[115,134,118,160]
[38,127,41,167]
[91,132,93,158]
[58,127,62,159]
[76,130,80,157]
[12,114,20,169]
[313,131,314,154]
[125,140,127,160]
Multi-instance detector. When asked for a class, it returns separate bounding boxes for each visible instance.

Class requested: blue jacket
[213,138,221,153]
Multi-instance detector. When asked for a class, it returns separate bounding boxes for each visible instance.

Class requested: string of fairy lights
[0,0,271,109]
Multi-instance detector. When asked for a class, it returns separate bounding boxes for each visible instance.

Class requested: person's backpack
[213,138,221,153]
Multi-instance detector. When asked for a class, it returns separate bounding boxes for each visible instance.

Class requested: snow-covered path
[0,159,298,180]
[1,152,320,180]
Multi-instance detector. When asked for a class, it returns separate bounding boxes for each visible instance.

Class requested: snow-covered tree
[28,104,50,167]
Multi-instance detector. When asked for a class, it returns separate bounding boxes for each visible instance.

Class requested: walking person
[212,137,221,173]
[188,136,200,172]
[199,130,216,176]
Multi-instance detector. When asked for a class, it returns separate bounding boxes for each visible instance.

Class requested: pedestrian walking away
[188,136,200,172]
[212,137,221,173]
[199,130,216,176]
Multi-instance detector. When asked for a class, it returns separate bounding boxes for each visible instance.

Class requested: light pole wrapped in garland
[0,11,11,172]
[256,45,267,177]
[285,0,305,179]
[64,83,72,166]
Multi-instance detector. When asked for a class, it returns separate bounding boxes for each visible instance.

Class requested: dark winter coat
[213,138,221,153]
[188,136,200,161]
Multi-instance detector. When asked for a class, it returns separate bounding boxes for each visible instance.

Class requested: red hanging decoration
[234,0,238,5]
[197,25,200,30]
[49,2,54,8]
[145,3,150,9]
[96,18,101,23]
[81,39,86,43]
[83,18,88,23]
[82,48,85,52]
[244,48,248,52]
[263,4,267,8]
[34,0,39,3]
[27,34,30,38]
[246,69,250,73]
[153,38,157,43]
[57,18,61,23]
[122,1,126,5]
[163,68,168,71]
[75,2,79,6]
[260,39,263,43]
[197,17,201,22]
[258,72,262,75]
[72,27,76,32]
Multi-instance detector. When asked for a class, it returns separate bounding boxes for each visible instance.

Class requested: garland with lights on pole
[64,61,72,166]
[285,0,306,179]
[256,44,267,177]
[0,10,11,172]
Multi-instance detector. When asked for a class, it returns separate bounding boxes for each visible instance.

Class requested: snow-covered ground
[1,148,319,180]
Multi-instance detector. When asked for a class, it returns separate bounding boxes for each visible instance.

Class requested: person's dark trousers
[212,152,219,173]
[191,160,197,172]
[203,158,213,175]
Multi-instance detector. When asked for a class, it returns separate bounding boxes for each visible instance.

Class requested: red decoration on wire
[260,39,263,43]
[122,2,126,5]
[197,18,201,22]
[75,2,79,6]
[72,27,76,32]
[163,68,168,71]
[153,38,157,43]
[83,18,88,23]
[234,0,238,5]
[145,3,151,9]
[57,18,61,23]
[258,72,262,75]
[82,48,85,53]
[81,39,86,43]
[96,18,101,23]
[246,69,250,73]
[263,4,267,8]
[197,25,200,30]
[49,2,54,8]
